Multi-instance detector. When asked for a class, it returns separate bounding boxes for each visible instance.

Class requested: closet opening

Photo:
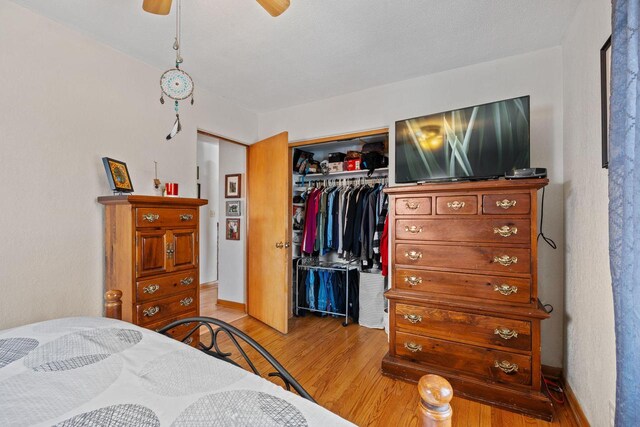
[197,130,248,323]
[289,128,390,332]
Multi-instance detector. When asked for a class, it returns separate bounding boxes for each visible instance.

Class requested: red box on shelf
[345,159,361,171]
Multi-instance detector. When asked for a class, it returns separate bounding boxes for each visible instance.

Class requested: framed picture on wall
[226,219,240,240]
[226,201,241,216]
[225,174,242,198]
[102,157,134,193]
[601,35,612,169]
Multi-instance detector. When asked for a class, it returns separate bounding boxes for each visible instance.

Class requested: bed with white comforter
[0,317,353,426]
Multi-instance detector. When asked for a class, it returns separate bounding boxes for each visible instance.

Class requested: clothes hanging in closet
[301,183,388,270]
[295,267,360,322]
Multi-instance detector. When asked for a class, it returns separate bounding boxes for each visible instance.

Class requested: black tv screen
[395,96,530,183]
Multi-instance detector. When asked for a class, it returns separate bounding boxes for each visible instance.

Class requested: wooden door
[247,132,291,333]
[171,229,198,272]
[136,230,168,277]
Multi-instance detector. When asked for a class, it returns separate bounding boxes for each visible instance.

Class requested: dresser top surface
[385,178,548,195]
[97,195,208,207]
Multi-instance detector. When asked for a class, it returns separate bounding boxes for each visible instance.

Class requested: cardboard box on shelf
[328,162,344,172]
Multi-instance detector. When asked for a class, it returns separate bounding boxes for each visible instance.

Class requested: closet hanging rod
[296,264,359,272]
[297,175,389,187]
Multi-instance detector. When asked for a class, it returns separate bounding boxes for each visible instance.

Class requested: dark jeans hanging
[295,268,359,323]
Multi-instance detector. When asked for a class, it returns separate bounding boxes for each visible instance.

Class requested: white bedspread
[0,317,353,427]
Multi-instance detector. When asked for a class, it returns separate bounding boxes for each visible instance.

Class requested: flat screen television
[395,96,530,183]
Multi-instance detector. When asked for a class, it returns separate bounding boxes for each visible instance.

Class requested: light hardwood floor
[200,283,247,323]
[208,315,578,427]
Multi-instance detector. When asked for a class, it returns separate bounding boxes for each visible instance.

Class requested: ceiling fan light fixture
[142,0,173,15]
[256,0,290,17]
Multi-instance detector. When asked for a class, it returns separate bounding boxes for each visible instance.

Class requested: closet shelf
[294,167,388,179]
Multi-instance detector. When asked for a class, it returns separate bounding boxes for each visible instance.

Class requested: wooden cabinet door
[136,230,168,277]
[247,132,291,334]
[170,229,198,272]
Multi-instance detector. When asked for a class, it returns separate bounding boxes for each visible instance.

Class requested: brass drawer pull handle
[494,360,519,374]
[447,201,466,210]
[403,314,422,324]
[494,328,519,340]
[494,225,518,237]
[179,214,193,221]
[143,306,160,317]
[496,199,517,209]
[405,201,420,210]
[404,276,423,286]
[166,243,175,259]
[493,255,518,266]
[494,284,518,296]
[142,213,160,223]
[184,337,194,345]
[404,251,423,261]
[404,342,422,353]
[404,225,423,234]
[180,277,194,286]
[143,284,160,294]
[180,297,194,307]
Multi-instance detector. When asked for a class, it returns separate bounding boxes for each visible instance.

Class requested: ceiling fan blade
[256,0,290,17]
[142,0,173,15]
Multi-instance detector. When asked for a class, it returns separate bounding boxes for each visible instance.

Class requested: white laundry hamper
[358,272,386,329]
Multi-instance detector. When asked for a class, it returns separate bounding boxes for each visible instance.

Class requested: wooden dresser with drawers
[98,195,207,346]
[382,179,552,420]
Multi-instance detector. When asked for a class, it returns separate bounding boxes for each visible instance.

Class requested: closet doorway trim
[289,127,389,148]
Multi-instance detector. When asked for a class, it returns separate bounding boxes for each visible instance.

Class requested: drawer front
[136,270,198,303]
[145,311,199,347]
[396,243,531,274]
[395,304,531,351]
[394,268,531,304]
[395,332,531,386]
[160,321,199,347]
[395,218,530,244]
[136,291,197,326]
[395,197,432,216]
[436,196,478,215]
[483,193,531,215]
[136,207,198,228]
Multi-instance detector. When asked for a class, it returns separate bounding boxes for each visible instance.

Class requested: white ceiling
[10,0,579,112]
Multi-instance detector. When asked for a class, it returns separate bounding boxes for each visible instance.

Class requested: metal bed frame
[157,316,315,403]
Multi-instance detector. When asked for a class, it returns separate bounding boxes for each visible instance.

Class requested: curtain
[609,0,640,425]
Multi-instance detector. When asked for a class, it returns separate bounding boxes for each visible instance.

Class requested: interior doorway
[197,131,248,323]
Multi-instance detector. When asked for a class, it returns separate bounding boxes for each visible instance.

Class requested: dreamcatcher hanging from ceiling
[159,0,193,140]
[144,0,291,140]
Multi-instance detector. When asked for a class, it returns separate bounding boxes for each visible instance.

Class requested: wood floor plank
[200,314,576,427]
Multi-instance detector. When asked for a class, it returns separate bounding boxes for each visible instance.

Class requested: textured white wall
[0,1,257,329]
[259,47,566,367]
[217,143,247,303]
[198,135,220,284]
[562,1,615,425]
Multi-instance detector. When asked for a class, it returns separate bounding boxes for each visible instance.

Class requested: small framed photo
[600,35,612,169]
[226,219,240,240]
[102,157,134,193]
[225,174,242,198]
[226,200,241,216]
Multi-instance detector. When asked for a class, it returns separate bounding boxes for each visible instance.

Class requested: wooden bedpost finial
[105,289,123,320]
[418,374,453,427]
